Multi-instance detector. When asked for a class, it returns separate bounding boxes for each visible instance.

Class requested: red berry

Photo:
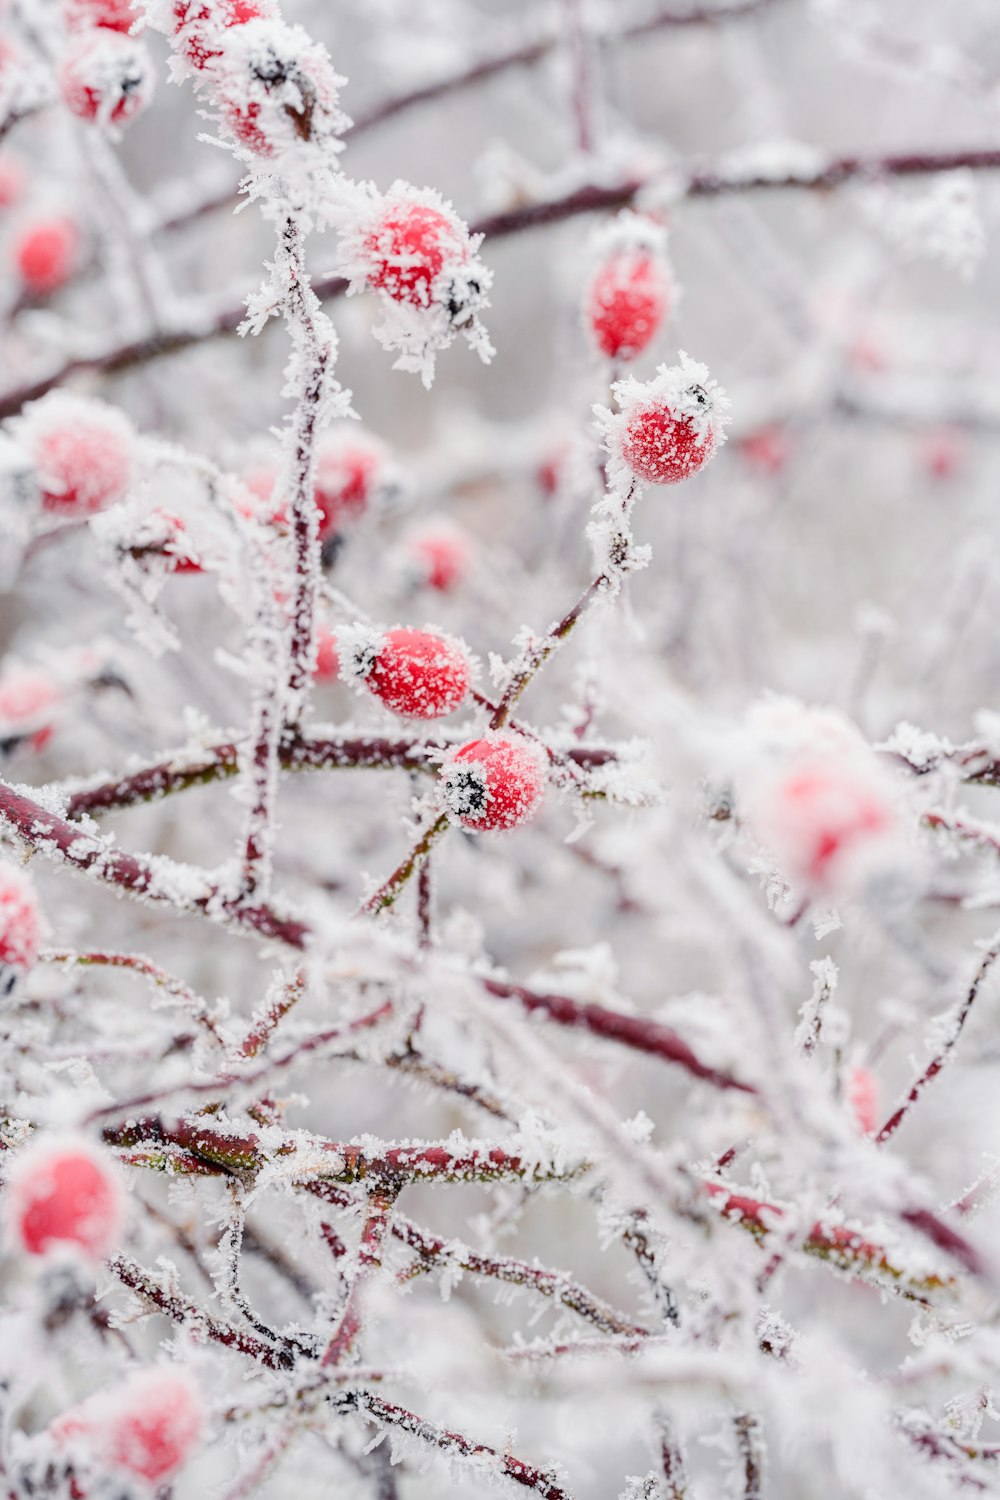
[358,627,470,720]
[0,862,41,974]
[59,32,153,126]
[440,736,545,832]
[173,0,264,69]
[621,401,716,485]
[237,461,284,525]
[746,755,897,892]
[106,1370,203,1483]
[921,427,962,482]
[313,626,340,681]
[0,667,59,750]
[407,526,470,592]
[6,1137,124,1262]
[313,430,385,540]
[216,22,345,156]
[586,248,670,362]
[362,197,468,307]
[18,394,135,516]
[12,216,81,296]
[536,441,568,499]
[62,0,139,32]
[51,1369,202,1486]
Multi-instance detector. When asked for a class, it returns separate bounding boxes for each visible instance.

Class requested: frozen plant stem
[490,571,613,730]
[361,812,451,917]
[320,1187,398,1368]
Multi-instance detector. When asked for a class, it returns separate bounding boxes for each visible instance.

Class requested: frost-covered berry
[314,427,394,541]
[846,1064,878,1135]
[236,459,284,526]
[0,862,40,983]
[313,625,340,682]
[338,183,493,384]
[743,752,900,894]
[440,736,546,832]
[59,32,153,126]
[12,216,81,296]
[216,20,347,157]
[17,393,135,516]
[173,0,267,70]
[0,666,60,750]
[584,214,672,362]
[352,627,471,719]
[597,353,729,489]
[62,0,139,32]
[5,1136,124,1262]
[406,525,470,593]
[51,1368,202,1486]
[106,1370,203,1483]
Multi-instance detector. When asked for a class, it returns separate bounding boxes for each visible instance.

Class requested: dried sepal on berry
[4,1134,125,1263]
[59,31,154,127]
[583,212,674,363]
[440,735,547,832]
[211,18,349,159]
[13,392,136,517]
[595,351,730,493]
[337,182,493,388]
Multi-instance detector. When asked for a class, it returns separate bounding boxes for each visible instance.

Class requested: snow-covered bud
[440,735,546,832]
[11,215,81,297]
[347,626,471,720]
[59,31,154,126]
[215,19,348,157]
[314,425,400,542]
[338,183,493,385]
[0,861,41,990]
[51,1368,202,1485]
[0,665,60,752]
[584,213,673,362]
[16,393,136,516]
[596,352,729,490]
[404,523,472,593]
[62,0,140,31]
[4,1135,125,1263]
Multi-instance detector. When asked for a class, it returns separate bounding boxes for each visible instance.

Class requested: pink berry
[921,427,962,482]
[0,155,24,209]
[313,626,340,681]
[12,216,81,296]
[0,667,59,750]
[739,424,791,477]
[407,526,470,593]
[746,755,898,893]
[237,461,284,526]
[846,1064,878,1136]
[313,430,385,540]
[536,442,568,500]
[51,1368,202,1486]
[586,247,670,362]
[59,32,153,126]
[62,0,139,32]
[174,0,264,69]
[440,736,546,832]
[18,393,135,516]
[362,196,469,307]
[5,1136,124,1262]
[0,862,40,975]
[106,1369,203,1483]
[357,627,470,720]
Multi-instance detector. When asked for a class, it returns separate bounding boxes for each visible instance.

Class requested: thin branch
[876,938,1000,1145]
[320,1187,398,1368]
[361,812,451,917]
